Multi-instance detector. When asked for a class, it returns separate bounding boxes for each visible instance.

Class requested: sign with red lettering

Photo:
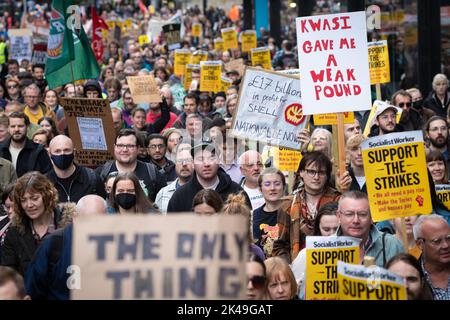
[296,12,371,115]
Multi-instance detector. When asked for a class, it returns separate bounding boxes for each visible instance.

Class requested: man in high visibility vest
[0,35,8,68]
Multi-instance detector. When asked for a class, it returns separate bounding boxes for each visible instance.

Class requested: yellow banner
[251,47,272,70]
[192,23,202,37]
[241,30,257,53]
[183,64,200,91]
[435,185,450,210]
[305,237,359,300]
[220,76,233,93]
[214,38,224,51]
[174,49,192,77]
[368,40,390,85]
[221,27,238,50]
[313,112,355,126]
[190,50,208,65]
[361,131,432,222]
[138,35,149,46]
[200,61,221,92]
[274,148,302,172]
[337,261,407,300]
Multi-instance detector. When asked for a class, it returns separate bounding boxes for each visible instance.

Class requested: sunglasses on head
[248,275,266,289]
[398,102,412,108]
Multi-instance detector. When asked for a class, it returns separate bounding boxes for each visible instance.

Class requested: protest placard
[362,100,402,137]
[60,98,115,167]
[225,58,245,77]
[278,69,300,77]
[241,30,257,53]
[192,23,202,37]
[337,261,407,300]
[183,64,200,91]
[190,50,208,65]
[214,38,224,51]
[273,147,302,171]
[220,76,233,92]
[162,23,181,51]
[200,61,221,92]
[361,130,432,221]
[174,49,191,77]
[435,185,450,210]
[305,236,360,300]
[72,214,248,299]
[231,67,307,149]
[138,35,149,46]
[8,29,32,63]
[313,112,354,125]
[251,47,272,70]
[296,12,371,114]
[221,27,238,50]
[127,75,162,104]
[368,40,390,85]
[31,43,47,65]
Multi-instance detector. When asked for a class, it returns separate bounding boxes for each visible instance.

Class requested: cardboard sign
[361,131,432,222]
[225,58,245,77]
[174,49,192,77]
[251,47,272,70]
[72,215,248,299]
[241,30,257,53]
[221,27,238,50]
[8,29,32,63]
[138,35,149,46]
[192,23,202,37]
[200,61,221,92]
[368,40,390,85]
[337,261,407,300]
[296,12,371,115]
[313,112,355,125]
[231,67,308,149]
[214,38,224,51]
[220,76,233,92]
[60,98,115,167]
[305,236,360,300]
[162,23,181,51]
[435,185,450,210]
[183,64,200,91]
[31,43,47,65]
[127,75,162,104]
[362,100,402,137]
[274,147,302,171]
[190,50,208,65]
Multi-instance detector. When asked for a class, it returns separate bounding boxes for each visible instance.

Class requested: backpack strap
[145,162,157,194]
[100,160,114,182]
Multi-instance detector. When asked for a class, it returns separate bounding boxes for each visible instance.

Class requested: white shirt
[9,145,22,170]
[155,179,178,214]
[355,175,366,189]
[243,184,265,210]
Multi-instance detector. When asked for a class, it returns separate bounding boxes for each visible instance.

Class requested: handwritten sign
[225,58,245,78]
[368,40,390,85]
[32,43,47,65]
[200,61,221,92]
[231,67,307,149]
[60,98,115,167]
[361,131,432,221]
[313,112,355,125]
[72,214,247,299]
[221,27,238,50]
[296,12,371,114]
[127,75,162,104]
[435,185,450,210]
[174,49,192,77]
[162,23,181,51]
[251,47,272,70]
[8,29,32,63]
[337,261,407,300]
[241,30,257,53]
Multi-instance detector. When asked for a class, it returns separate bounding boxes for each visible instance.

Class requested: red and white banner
[91,6,108,62]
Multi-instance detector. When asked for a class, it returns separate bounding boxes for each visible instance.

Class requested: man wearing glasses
[424,116,449,160]
[147,133,176,183]
[392,89,423,131]
[22,84,56,125]
[336,191,404,267]
[368,101,402,137]
[413,214,450,300]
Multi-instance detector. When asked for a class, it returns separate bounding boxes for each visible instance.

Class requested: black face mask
[51,153,74,170]
[413,99,423,109]
[116,193,136,210]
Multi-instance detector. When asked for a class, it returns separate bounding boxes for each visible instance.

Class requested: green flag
[45,0,100,89]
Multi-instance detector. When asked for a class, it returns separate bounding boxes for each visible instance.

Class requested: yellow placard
[220,76,233,93]
[221,27,238,50]
[214,38,224,51]
[273,147,302,172]
[106,21,116,30]
[138,35,149,46]
[192,23,202,37]
[174,49,192,77]
[305,237,359,300]
[435,185,450,210]
[190,50,208,65]
[241,30,257,53]
[183,64,199,91]
[313,112,355,126]
[363,100,402,137]
[337,261,407,300]
[200,61,221,92]
[251,47,272,70]
[361,131,432,222]
[368,41,390,85]
[124,19,133,29]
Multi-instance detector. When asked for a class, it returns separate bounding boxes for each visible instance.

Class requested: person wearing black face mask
[109,172,157,214]
[45,135,106,203]
[407,87,436,123]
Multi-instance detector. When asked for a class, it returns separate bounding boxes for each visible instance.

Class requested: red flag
[91,6,109,61]
[137,0,149,14]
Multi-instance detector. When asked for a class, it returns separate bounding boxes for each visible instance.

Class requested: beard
[11,133,26,143]
[431,136,448,149]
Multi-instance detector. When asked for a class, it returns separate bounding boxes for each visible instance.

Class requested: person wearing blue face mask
[45,135,106,203]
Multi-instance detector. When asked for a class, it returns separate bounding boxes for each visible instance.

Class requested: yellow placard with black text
[183,64,200,91]
[174,49,192,77]
[200,61,221,92]
[214,38,224,51]
[220,76,233,93]
[192,23,202,37]
[274,148,302,172]
[368,40,390,85]
[361,130,432,222]
[313,112,355,126]
[221,27,238,50]
[190,50,208,65]
[435,185,450,210]
[241,30,257,53]
[251,47,272,70]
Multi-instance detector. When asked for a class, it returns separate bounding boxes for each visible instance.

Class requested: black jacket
[347,166,367,194]
[46,165,106,203]
[167,168,250,212]
[0,138,52,177]
[142,98,170,135]
[423,91,450,118]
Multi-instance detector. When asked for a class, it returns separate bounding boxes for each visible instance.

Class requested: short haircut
[184,92,199,105]
[412,214,447,240]
[432,73,449,90]
[338,191,369,211]
[0,266,27,298]
[391,89,412,105]
[8,111,30,126]
[346,134,366,149]
[147,133,167,146]
[131,107,146,117]
[258,167,286,188]
[115,128,138,144]
[32,63,45,72]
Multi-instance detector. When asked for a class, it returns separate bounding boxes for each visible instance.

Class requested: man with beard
[0,112,51,177]
[392,89,424,131]
[147,134,176,183]
[31,64,47,93]
[425,116,449,156]
[368,101,402,137]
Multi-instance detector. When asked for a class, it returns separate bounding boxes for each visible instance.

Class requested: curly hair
[12,171,58,234]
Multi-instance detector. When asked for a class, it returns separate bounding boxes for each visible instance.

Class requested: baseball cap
[374,100,402,119]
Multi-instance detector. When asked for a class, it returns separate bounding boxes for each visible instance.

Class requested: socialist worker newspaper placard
[361,131,432,221]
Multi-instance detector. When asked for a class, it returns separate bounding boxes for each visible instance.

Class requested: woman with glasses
[246,253,267,300]
[272,151,341,263]
[264,257,298,300]
[253,168,286,256]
